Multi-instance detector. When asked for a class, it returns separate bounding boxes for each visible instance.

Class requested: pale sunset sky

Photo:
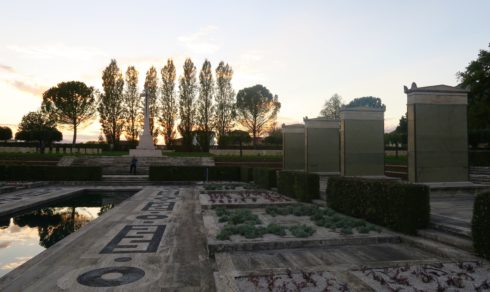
[0,0,489,143]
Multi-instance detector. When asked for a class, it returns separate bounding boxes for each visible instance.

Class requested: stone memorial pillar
[282,124,305,171]
[404,83,469,183]
[340,107,385,176]
[304,117,340,174]
[129,92,162,157]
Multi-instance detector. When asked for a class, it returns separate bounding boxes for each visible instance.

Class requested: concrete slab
[0,186,215,291]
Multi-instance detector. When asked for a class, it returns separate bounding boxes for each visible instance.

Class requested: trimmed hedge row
[326,177,430,235]
[278,171,320,202]
[252,168,277,189]
[149,166,241,181]
[240,166,253,182]
[472,192,490,260]
[469,150,490,167]
[0,165,102,181]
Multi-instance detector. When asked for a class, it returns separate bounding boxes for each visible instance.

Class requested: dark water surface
[0,192,133,277]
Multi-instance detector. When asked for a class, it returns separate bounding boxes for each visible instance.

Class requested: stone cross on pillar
[129,92,162,157]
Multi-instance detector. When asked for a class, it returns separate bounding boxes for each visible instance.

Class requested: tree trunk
[72,125,77,146]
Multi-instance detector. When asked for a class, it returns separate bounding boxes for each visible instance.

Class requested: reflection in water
[0,193,132,277]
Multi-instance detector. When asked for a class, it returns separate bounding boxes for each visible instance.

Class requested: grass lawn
[385,155,407,165]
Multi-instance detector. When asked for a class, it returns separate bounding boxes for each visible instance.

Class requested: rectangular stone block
[340,107,385,176]
[304,118,340,173]
[282,124,305,171]
[405,83,469,183]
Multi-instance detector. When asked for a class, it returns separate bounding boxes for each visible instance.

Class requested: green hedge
[252,168,277,189]
[149,166,241,181]
[326,177,430,234]
[240,166,253,182]
[472,192,490,260]
[469,150,490,166]
[278,171,319,202]
[0,165,102,181]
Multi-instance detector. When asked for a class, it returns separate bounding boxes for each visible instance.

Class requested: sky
[1,0,489,143]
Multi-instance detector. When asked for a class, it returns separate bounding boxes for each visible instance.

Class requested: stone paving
[0,183,488,291]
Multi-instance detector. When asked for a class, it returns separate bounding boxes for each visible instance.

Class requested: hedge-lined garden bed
[252,168,277,189]
[277,171,320,202]
[326,177,430,234]
[472,191,490,260]
[0,165,102,181]
[149,166,241,181]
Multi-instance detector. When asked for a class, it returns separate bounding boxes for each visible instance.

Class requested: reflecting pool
[0,192,133,277]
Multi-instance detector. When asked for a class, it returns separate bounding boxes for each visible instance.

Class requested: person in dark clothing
[130,156,138,174]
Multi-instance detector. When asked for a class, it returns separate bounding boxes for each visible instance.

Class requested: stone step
[430,221,471,239]
[417,229,473,252]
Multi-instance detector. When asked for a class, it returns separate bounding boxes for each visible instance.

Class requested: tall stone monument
[282,124,305,171]
[129,92,162,157]
[304,117,340,174]
[404,83,469,183]
[340,106,385,176]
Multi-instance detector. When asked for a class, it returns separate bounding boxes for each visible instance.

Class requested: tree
[458,43,490,130]
[214,61,235,146]
[221,130,251,156]
[144,66,159,143]
[386,113,407,156]
[346,96,385,109]
[0,126,12,142]
[319,93,343,119]
[123,66,141,142]
[160,59,178,146]
[196,59,215,152]
[15,111,62,153]
[98,59,125,147]
[178,58,197,150]
[263,127,282,145]
[42,81,96,145]
[235,84,281,146]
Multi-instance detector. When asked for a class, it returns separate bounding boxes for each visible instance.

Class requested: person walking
[130,156,138,174]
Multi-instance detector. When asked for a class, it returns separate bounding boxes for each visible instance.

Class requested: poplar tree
[98,59,125,146]
[178,58,197,149]
[144,66,159,142]
[196,59,215,152]
[214,61,235,146]
[123,66,141,142]
[159,59,178,146]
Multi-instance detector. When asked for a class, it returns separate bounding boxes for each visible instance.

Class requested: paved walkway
[0,186,215,291]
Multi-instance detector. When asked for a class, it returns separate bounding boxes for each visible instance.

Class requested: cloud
[7,43,105,60]
[178,25,221,55]
[1,256,32,270]
[5,80,45,96]
[0,241,11,249]
[0,64,15,73]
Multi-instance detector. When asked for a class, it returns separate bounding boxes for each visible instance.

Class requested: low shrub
[472,192,490,260]
[326,177,430,235]
[252,168,277,189]
[469,150,490,166]
[240,166,253,182]
[277,171,320,202]
[0,165,102,181]
[149,166,241,181]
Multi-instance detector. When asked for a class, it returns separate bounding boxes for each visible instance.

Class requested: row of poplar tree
[99,58,235,151]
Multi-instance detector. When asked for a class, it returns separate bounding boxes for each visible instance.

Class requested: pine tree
[98,59,125,147]
[214,61,235,146]
[123,66,141,142]
[178,58,197,149]
[196,59,215,152]
[159,59,178,146]
[144,66,159,143]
